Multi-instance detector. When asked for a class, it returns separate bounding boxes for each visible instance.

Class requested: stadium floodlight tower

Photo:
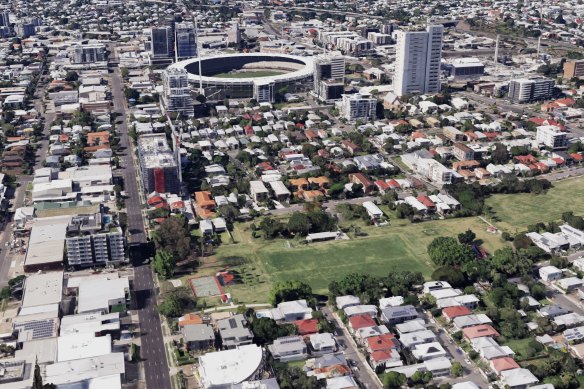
[194,16,204,96]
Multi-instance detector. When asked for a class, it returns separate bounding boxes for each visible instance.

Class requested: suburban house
[336,295,361,310]
[181,324,215,351]
[272,300,313,322]
[217,314,254,349]
[539,265,563,282]
[309,333,337,354]
[462,324,500,341]
[268,335,307,362]
[381,305,418,325]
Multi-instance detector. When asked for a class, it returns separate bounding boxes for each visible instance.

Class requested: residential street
[110,64,171,389]
[322,306,382,389]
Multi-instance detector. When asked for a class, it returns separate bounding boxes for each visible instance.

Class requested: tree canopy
[427,237,476,267]
[270,280,313,306]
[153,216,192,260]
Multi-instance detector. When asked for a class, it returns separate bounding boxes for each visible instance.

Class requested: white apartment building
[339,93,377,122]
[161,67,194,117]
[509,77,554,103]
[536,125,567,149]
[393,25,443,96]
[69,44,107,64]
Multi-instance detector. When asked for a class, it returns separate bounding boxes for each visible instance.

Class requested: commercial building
[313,52,345,101]
[339,93,376,122]
[536,125,568,149]
[24,216,71,272]
[150,26,174,66]
[564,60,584,79]
[393,25,443,96]
[161,67,194,117]
[69,43,107,64]
[137,133,180,194]
[175,22,197,61]
[43,352,126,387]
[447,58,485,80]
[0,11,9,27]
[67,273,130,314]
[508,77,554,103]
[198,345,264,389]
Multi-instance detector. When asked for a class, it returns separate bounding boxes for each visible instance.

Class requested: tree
[158,287,194,318]
[270,280,312,306]
[491,247,532,276]
[152,250,175,279]
[431,266,466,287]
[153,216,192,260]
[250,317,296,345]
[451,361,464,377]
[124,87,140,101]
[427,237,476,267]
[382,371,407,388]
[275,365,325,389]
[457,229,476,245]
[259,217,285,239]
[64,71,78,82]
[217,204,239,224]
[307,210,336,233]
[287,212,311,236]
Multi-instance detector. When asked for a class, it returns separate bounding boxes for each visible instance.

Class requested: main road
[109,60,171,389]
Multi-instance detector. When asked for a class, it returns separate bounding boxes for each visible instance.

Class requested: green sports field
[213,70,286,78]
[214,216,506,303]
[485,176,584,232]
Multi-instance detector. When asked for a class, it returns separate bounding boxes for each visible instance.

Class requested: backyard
[485,176,584,232]
[204,215,507,303]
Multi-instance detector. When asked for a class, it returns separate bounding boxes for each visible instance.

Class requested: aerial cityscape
[1,0,584,388]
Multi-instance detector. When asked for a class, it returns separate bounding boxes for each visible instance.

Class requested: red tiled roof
[294,319,319,335]
[417,195,435,208]
[492,357,520,372]
[371,349,396,362]
[442,306,472,319]
[387,179,401,189]
[552,157,565,165]
[375,180,390,190]
[571,153,584,161]
[349,314,376,331]
[463,324,500,339]
[367,334,398,352]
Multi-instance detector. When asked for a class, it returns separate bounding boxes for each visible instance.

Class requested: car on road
[348,359,358,367]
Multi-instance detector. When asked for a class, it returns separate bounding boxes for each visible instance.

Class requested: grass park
[201,214,506,304]
[485,176,584,232]
[183,177,584,305]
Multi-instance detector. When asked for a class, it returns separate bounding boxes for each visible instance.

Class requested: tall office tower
[151,26,173,58]
[393,24,444,96]
[161,67,194,117]
[313,52,345,101]
[0,11,9,27]
[175,22,197,61]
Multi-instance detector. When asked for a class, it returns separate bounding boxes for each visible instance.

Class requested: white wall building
[339,93,376,122]
[393,25,443,96]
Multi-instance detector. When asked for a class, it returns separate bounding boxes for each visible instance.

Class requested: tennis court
[189,276,222,297]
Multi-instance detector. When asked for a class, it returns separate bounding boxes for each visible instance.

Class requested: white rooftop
[68,273,129,314]
[57,333,112,362]
[198,345,263,388]
[22,271,64,308]
[44,353,125,386]
[25,216,71,268]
